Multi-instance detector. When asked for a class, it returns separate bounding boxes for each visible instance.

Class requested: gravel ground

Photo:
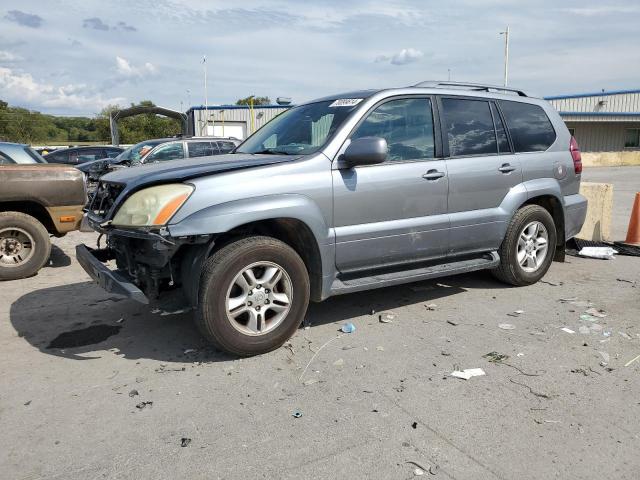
[1,167,639,480]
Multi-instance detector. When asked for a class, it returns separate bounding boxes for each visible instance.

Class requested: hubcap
[225,261,293,336]
[0,227,35,268]
[517,221,549,273]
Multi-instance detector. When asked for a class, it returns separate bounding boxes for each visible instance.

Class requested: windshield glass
[236,100,360,155]
[116,139,166,164]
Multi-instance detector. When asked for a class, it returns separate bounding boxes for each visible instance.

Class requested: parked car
[0,142,86,280]
[44,146,124,165]
[77,81,588,356]
[140,137,240,163]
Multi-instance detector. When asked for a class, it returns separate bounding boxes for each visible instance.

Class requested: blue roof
[545,89,640,100]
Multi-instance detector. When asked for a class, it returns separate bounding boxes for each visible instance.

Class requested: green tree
[235,96,271,106]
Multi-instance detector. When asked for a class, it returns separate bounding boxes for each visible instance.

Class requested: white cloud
[0,50,21,61]
[115,56,157,78]
[0,66,125,112]
[375,48,424,65]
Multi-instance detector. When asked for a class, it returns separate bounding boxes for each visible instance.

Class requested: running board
[330,252,500,296]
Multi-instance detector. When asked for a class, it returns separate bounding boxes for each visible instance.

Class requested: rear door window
[441,98,497,157]
[145,142,185,162]
[217,141,236,153]
[188,142,215,157]
[499,101,556,152]
[491,103,511,154]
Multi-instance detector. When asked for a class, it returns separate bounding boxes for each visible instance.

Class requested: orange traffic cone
[625,192,640,245]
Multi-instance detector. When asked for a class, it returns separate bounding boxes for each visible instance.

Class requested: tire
[195,236,310,356]
[0,211,52,281]
[492,205,557,286]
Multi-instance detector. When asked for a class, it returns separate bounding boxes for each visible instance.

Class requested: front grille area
[90,181,125,220]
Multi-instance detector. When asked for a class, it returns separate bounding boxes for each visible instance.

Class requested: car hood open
[101,153,300,191]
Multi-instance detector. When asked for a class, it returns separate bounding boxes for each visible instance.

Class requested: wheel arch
[0,201,54,233]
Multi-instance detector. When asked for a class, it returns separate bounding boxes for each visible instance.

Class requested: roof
[545,89,640,100]
[556,112,640,117]
[189,104,292,111]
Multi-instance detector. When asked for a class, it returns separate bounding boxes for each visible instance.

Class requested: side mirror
[342,137,387,168]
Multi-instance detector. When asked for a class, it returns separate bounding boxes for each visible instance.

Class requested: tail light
[570,136,582,174]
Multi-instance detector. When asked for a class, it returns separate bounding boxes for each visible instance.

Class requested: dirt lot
[1,167,639,480]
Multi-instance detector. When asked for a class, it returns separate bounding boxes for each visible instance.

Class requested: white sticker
[329,98,363,107]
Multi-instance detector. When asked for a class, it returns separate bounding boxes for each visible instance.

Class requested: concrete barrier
[577,182,613,241]
[582,151,640,168]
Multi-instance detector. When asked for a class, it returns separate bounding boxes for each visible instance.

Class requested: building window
[624,128,640,148]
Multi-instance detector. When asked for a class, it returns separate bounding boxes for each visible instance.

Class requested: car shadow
[9,271,505,362]
[44,244,72,268]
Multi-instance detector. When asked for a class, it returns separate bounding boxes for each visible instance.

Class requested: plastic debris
[498,323,516,330]
[128,389,139,397]
[180,437,191,447]
[584,307,607,318]
[624,354,640,367]
[483,351,509,363]
[507,309,525,317]
[598,351,610,364]
[561,327,575,334]
[414,468,425,476]
[517,352,524,357]
[580,314,598,322]
[578,246,617,259]
[603,331,612,337]
[376,346,385,351]
[559,297,578,303]
[183,348,197,354]
[292,410,303,418]
[425,304,438,311]
[302,378,319,386]
[333,358,344,367]
[379,312,395,323]
[341,323,356,333]
[136,401,153,410]
[450,368,486,380]
[116,317,124,323]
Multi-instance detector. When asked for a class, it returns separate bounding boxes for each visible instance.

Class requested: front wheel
[0,211,52,281]
[492,205,557,286]
[195,236,310,356]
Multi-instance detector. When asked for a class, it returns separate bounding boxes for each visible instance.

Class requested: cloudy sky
[1,0,639,116]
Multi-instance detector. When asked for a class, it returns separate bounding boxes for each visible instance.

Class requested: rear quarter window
[499,101,556,152]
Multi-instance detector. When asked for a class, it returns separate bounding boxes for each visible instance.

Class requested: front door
[332,97,449,273]
[439,97,523,255]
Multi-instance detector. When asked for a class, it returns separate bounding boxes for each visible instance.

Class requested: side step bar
[330,252,500,296]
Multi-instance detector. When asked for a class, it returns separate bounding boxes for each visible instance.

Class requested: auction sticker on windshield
[329,99,363,107]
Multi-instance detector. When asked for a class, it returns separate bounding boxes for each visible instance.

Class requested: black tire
[195,236,310,356]
[492,205,557,286]
[0,211,51,281]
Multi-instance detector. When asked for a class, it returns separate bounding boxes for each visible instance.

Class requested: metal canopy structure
[109,106,188,146]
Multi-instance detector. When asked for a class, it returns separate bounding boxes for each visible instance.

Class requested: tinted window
[218,141,236,153]
[442,98,497,157]
[73,148,103,164]
[105,149,121,158]
[352,98,435,162]
[47,151,70,163]
[0,152,14,164]
[624,128,640,148]
[499,101,556,152]
[145,143,185,162]
[188,142,215,157]
[491,103,511,153]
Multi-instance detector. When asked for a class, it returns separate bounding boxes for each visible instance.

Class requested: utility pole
[447,68,451,81]
[202,55,208,133]
[500,26,510,86]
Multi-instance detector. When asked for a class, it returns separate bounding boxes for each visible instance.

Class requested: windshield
[236,100,360,155]
[116,139,167,164]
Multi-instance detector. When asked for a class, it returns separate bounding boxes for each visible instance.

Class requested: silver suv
[77,81,588,356]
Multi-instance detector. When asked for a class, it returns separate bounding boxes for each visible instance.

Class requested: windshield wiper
[250,148,290,155]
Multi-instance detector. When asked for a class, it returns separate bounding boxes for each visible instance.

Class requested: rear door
[439,96,522,255]
[332,96,449,272]
[187,141,216,158]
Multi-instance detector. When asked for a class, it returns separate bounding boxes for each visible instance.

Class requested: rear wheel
[492,205,557,286]
[0,212,51,281]
[195,236,310,356]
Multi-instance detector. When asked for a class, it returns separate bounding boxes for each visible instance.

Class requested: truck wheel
[0,211,52,281]
[492,205,557,286]
[196,236,310,356]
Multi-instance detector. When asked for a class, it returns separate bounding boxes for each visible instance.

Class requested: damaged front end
[76,181,213,309]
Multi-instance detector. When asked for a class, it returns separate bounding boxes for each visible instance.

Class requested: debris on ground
[135,401,153,410]
[413,467,425,476]
[540,280,563,286]
[180,437,191,447]
[379,312,395,323]
[498,323,516,330]
[616,278,636,285]
[116,317,124,323]
[341,323,356,333]
[578,246,618,259]
[405,461,431,477]
[425,304,438,311]
[128,389,139,397]
[302,378,319,386]
[619,331,633,340]
[429,464,439,475]
[483,351,509,363]
[446,320,459,326]
[159,308,189,316]
[183,348,197,354]
[450,368,486,380]
[23,400,31,406]
[559,297,578,303]
[580,314,598,322]
[624,354,640,367]
[507,310,525,317]
[333,358,344,367]
[376,346,385,351]
[292,410,303,418]
[571,368,589,376]
[411,421,418,429]
[598,351,610,364]
[561,327,575,334]
[509,378,553,399]
[283,342,295,356]
[578,326,591,335]
[584,307,607,318]
[299,334,344,382]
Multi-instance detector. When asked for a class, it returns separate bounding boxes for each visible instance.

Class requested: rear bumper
[564,193,588,239]
[76,243,149,304]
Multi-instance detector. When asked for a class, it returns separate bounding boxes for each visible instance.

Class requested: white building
[187,104,291,140]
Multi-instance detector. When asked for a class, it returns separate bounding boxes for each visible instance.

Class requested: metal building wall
[548,92,640,118]
[566,121,638,152]
[191,107,290,137]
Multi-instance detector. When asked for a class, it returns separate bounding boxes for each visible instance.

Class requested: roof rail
[412,80,529,97]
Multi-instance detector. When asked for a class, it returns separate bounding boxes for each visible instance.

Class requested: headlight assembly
[111,184,194,227]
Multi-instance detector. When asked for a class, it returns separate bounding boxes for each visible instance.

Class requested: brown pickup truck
[0,142,86,280]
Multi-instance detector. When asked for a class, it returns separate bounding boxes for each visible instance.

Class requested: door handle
[498,163,516,173]
[422,170,446,180]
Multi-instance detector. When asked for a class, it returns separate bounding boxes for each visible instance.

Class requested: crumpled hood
[101,153,299,192]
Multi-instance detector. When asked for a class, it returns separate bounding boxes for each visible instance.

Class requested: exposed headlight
[112,184,194,227]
